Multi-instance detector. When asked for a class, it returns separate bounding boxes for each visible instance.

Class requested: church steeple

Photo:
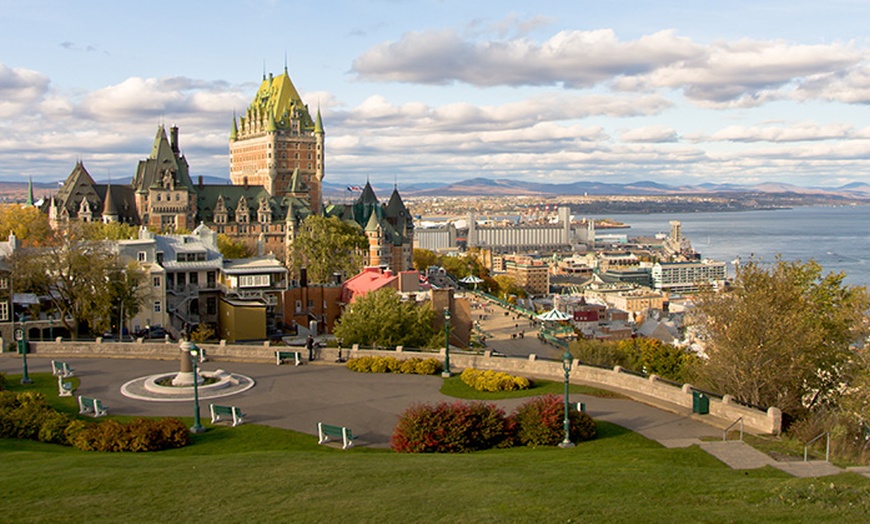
[24,176,34,207]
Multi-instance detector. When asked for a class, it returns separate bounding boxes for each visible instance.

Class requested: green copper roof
[315,106,324,134]
[241,71,315,133]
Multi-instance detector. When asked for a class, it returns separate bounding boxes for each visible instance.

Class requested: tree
[334,288,436,348]
[691,259,869,417]
[217,233,254,259]
[0,204,53,246]
[82,221,139,241]
[287,215,367,283]
[105,261,148,337]
[413,248,439,272]
[492,275,527,300]
[12,224,130,339]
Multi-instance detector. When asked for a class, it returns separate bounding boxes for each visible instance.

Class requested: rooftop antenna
[284,51,288,74]
[263,60,266,80]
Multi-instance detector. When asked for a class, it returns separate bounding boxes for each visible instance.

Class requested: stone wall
[21,339,781,435]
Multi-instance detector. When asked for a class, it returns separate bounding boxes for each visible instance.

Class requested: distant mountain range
[4,177,870,201]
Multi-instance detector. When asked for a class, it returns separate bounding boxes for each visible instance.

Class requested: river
[598,205,870,288]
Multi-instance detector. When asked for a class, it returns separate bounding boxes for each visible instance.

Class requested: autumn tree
[287,215,367,283]
[82,221,139,241]
[691,259,869,417]
[11,224,145,339]
[0,204,53,246]
[334,288,436,348]
[413,248,439,272]
[217,233,254,259]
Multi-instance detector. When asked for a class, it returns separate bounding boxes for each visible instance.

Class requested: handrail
[803,431,830,462]
[722,416,744,441]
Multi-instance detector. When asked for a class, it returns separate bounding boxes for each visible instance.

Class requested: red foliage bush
[510,394,596,446]
[391,401,510,453]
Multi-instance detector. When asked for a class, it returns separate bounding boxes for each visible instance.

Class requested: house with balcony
[219,255,287,340]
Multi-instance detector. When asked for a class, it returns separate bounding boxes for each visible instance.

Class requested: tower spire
[25,176,34,207]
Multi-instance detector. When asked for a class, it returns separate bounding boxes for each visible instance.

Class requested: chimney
[198,175,203,189]
[243,176,248,190]
[170,126,179,154]
[300,267,308,289]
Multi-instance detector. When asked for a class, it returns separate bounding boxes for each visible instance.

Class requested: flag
[347,185,362,191]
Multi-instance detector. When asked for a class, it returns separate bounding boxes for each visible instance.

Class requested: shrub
[71,417,189,452]
[0,390,189,452]
[511,394,597,446]
[347,356,442,376]
[461,368,531,392]
[392,401,510,453]
[0,372,7,391]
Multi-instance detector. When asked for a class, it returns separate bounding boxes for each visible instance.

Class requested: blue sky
[3,0,870,189]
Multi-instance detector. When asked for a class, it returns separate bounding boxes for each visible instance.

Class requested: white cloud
[353,29,867,107]
[620,125,679,143]
[0,64,50,117]
[705,122,853,142]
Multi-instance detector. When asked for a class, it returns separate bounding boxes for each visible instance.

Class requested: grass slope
[2,374,869,522]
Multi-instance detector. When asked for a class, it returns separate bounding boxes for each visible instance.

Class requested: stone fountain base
[120,369,255,402]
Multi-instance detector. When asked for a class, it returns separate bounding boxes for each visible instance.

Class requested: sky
[3,0,870,189]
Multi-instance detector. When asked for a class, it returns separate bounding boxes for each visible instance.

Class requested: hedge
[0,390,190,452]
[460,368,531,392]
[347,356,443,375]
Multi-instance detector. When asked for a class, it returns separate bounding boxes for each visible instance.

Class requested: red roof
[340,267,398,303]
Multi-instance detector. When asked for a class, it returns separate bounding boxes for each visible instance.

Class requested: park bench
[51,360,75,378]
[275,350,303,366]
[77,395,108,417]
[57,375,74,397]
[209,404,246,426]
[317,422,358,449]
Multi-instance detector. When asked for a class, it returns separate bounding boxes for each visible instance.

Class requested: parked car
[135,326,170,339]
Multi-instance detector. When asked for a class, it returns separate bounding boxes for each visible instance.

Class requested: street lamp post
[16,314,31,385]
[183,340,205,434]
[49,316,53,342]
[558,349,575,449]
[441,308,452,378]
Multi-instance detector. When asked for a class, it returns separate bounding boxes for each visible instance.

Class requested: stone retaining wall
[19,339,781,435]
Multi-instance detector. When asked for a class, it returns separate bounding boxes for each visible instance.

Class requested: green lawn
[2,374,869,523]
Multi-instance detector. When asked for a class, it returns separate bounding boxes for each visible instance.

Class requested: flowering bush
[391,401,510,453]
[510,394,596,446]
[347,356,442,375]
[460,368,531,392]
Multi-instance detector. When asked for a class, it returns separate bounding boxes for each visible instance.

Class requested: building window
[207,297,216,315]
[0,301,7,321]
[0,277,7,289]
[239,275,269,288]
[295,300,302,313]
[138,252,147,262]
[153,301,162,313]
[190,272,198,285]
[152,276,161,287]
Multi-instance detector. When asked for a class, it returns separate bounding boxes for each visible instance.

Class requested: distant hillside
[2,177,870,203]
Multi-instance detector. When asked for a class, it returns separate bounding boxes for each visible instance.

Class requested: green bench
[275,350,303,366]
[57,375,74,397]
[78,395,108,417]
[209,404,246,426]
[51,360,75,378]
[317,422,358,449]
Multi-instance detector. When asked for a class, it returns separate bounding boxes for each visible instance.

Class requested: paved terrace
[2,353,865,479]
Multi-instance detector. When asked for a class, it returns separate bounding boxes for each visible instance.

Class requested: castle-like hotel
[47,67,414,274]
